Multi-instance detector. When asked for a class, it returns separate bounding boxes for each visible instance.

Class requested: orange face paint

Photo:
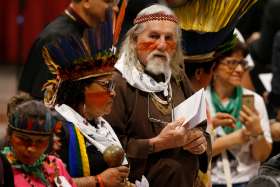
[165,41,177,53]
[85,91,111,108]
[137,41,158,52]
[137,41,177,54]
[11,134,49,148]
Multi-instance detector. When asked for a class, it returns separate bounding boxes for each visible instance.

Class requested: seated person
[1,100,76,187]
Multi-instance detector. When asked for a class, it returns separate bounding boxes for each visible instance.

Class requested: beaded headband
[8,100,56,136]
[133,12,178,25]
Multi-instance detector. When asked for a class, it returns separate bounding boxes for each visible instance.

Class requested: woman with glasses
[42,9,132,186]
[205,41,272,187]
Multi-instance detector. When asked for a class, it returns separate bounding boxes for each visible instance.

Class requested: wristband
[96,175,105,187]
[251,131,264,141]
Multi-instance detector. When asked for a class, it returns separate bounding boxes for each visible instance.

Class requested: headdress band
[184,51,216,63]
[133,12,178,25]
[8,125,52,136]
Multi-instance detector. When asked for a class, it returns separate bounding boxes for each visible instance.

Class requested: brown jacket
[105,71,211,187]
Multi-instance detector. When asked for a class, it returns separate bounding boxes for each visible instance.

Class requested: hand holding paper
[174,88,207,129]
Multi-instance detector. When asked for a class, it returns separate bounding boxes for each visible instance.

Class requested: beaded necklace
[2,147,64,187]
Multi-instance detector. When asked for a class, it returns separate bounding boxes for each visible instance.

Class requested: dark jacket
[18,12,88,99]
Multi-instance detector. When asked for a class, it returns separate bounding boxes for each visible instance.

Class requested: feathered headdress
[42,9,117,107]
[9,100,58,135]
[163,0,257,62]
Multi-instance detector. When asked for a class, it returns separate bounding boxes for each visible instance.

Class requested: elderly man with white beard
[105,4,211,187]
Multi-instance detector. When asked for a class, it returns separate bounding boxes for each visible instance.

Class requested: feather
[114,0,127,45]
[173,0,257,32]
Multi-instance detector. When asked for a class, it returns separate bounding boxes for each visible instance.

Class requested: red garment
[12,155,76,187]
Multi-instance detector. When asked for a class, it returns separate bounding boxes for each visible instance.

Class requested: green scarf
[211,86,243,134]
[1,147,50,186]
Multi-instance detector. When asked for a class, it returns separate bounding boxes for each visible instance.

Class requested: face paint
[165,41,177,53]
[11,134,49,148]
[85,91,111,108]
[10,132,50,164]
[136,41,177,54]
[137,41,158,52]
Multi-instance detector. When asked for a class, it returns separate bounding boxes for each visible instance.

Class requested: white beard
[145,51,171,75]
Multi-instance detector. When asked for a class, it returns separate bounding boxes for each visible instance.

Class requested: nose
[27,145,36,153]
[157,37,167,51]
[109,89,116,97]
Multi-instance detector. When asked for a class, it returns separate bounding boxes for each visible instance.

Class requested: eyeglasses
[147,94,174,125]
[95,80,116,92]
[221,58,249,70]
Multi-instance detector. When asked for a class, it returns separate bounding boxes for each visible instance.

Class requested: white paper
[54,176,72,187]
[135,175,149,187]
[174,88,207,128]
[259,73,273,92]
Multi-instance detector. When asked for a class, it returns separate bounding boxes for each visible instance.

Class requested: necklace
[22,157,63,187]
[149,83,174,116]
[150,95,172,115]
[150,83,172,105]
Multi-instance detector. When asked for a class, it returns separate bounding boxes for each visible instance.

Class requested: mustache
[147,50,170,61]
[145,51,171,75]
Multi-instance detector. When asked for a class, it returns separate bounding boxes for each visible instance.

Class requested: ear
[132,34,138,43]
[195,68,203,81]
[84,85,90,92]
[82,0,91,9]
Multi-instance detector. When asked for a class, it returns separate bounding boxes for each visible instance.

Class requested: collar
[65,6,90,28]
[115,53,172,96]
[54,104,128,165]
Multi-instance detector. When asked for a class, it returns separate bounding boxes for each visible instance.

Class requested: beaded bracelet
[96,175,105,187]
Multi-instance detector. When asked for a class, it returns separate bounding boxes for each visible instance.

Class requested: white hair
[137,4,175,17]
[120,4,184,80]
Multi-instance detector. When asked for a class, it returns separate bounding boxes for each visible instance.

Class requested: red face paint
[137,41,158,52]
[11,134,49,148]
[137,41,177,54]
[85,91,111,108]
[165,41,177,53]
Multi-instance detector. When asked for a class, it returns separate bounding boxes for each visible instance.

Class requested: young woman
[2,100,76,187]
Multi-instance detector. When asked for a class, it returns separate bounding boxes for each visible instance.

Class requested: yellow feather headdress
[163,0,257,62]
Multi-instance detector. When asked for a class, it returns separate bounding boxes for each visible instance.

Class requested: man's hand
[212,112,236,129]
[149,118,190,152]
[182,128,207,155]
